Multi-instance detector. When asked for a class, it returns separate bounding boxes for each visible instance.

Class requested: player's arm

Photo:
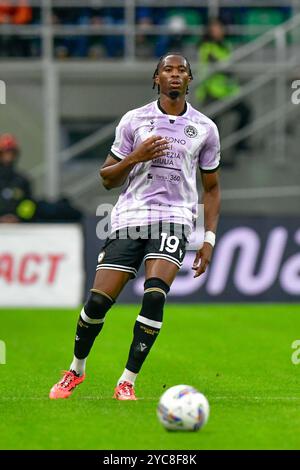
[193,120,221,278]
[100,136,169,190]
[100,154,137,190]
[201,170,220,234]
[193,170,220,278]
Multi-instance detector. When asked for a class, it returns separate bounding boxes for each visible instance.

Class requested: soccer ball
[157,385,209,431]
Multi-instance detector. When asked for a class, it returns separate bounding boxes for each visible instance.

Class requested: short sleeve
[198,122,221,173]
[110,111,134,161]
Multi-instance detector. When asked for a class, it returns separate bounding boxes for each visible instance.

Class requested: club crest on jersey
[97,251,105,264]
[184,125,198,138]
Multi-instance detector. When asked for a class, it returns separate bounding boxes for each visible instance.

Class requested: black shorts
[96,223,189,278]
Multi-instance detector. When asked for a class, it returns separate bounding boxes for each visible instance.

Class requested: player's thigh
[92,269,131,301]
[92,233,145,300]
[144,223,187,286]
[145,259,179,286]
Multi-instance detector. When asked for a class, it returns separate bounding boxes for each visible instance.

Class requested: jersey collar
[156,99,188,120]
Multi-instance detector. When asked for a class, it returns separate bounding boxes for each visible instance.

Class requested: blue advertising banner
[84,216,300,303]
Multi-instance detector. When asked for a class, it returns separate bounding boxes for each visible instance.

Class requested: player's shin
[118,278,169,385]
[70,290,114,376]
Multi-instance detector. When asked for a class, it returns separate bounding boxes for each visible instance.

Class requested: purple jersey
[109,100,220,237]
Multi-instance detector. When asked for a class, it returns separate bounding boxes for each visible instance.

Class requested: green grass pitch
[0,304,300,450]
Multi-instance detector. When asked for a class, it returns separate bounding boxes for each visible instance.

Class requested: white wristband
[204,231,216,248]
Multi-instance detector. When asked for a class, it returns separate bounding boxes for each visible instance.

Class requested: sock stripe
[118,368,137,386]
[70,356,86,376]
[80,308,105,325]
[90,288,114,303]
[144,287,167,299]
[136,314,162,330]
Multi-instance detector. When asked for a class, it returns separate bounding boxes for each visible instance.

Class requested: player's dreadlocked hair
[152,52,193,95]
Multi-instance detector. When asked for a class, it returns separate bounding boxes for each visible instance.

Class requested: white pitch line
[0,396,300,401]
[212,396,300,401]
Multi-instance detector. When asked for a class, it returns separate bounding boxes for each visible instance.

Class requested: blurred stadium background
[1,0,300,452]
[1,0,300,306]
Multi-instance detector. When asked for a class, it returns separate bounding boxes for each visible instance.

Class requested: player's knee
[140,277,170,323]
[82,290,114,323]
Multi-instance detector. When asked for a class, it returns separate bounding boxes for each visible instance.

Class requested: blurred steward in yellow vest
[0,134,36,223]
[196,18,252,155]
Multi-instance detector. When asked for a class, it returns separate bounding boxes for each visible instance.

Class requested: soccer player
[50,53,221,401]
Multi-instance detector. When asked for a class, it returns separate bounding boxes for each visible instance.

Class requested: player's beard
[168,90,180,99]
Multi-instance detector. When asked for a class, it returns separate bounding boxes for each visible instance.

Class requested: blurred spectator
[0,133,82,223]
[155,8,202,58]
[0,0,32,57]
[0,134,36,223]
[35,197,82,223]
[53,7,123,59]
[88,10,117,59]
[87,14,106,59]
[97,9,124,58]
[136,9,154,59]
[196,18,252,154]
[53,7,89,59]
[0,0,32,24]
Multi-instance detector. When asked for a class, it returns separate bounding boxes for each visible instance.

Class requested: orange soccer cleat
[49,370,85,399]
[113,381,137,401]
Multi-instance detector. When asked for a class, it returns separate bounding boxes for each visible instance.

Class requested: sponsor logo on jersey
[148,173,181,185]
[165,136,186,145]
[184,125,198,138]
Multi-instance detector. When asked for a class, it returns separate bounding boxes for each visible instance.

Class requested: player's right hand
[131,136,169,163]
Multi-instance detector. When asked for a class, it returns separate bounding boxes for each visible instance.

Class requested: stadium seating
[0,2,296,59]
[242,8,288,41]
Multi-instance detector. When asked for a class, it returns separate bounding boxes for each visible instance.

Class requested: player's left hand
[192,243,213,278]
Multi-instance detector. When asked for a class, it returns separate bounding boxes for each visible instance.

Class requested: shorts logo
[97,251,105,264]
[184,125,198,138]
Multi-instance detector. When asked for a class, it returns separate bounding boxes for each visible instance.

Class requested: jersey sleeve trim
[109,149,127,161]
[200,163,220,173]
[109,151,123,162]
